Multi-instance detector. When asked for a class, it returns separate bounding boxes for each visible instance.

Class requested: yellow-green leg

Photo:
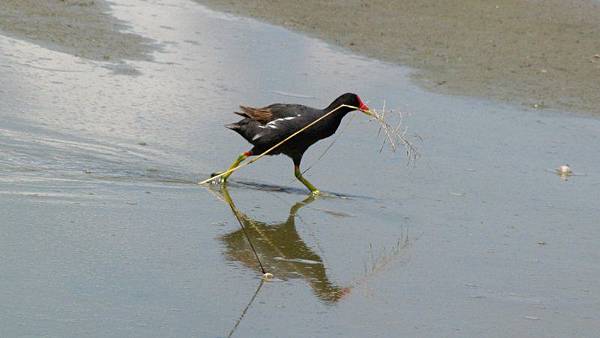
[294,165,320,195]
[214,151,251,184]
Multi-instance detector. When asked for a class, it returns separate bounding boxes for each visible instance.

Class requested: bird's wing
[237,104,311,124]
[265,104,312,119]
[237,106,273,124]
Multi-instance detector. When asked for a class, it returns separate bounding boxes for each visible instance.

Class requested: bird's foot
[310,189,321,196]
[210,172,225,184]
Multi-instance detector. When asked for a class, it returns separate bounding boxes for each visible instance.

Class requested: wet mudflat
[1,1,599,337]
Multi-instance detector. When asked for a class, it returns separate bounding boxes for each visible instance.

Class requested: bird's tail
[234,111,250,118]
[225,122,240,130]
[226,111,251,130]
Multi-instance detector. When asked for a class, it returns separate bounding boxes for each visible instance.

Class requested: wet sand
[0,0,154,62]
[200,0,600,114]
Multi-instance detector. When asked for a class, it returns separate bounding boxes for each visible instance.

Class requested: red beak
[359,101,370,112]
[357,96,369,112]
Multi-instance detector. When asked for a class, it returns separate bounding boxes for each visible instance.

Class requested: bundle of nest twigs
[365,102,420,164]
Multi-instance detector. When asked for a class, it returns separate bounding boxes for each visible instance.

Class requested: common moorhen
[218,93,370,194]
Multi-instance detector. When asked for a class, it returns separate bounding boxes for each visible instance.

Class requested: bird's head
[355,95,371,115]
[331,93,371,116]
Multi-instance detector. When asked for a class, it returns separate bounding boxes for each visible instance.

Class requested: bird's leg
[215,151,252,184]
[294,164,320,195]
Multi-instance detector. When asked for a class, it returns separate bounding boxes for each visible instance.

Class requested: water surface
[1,0,599,337]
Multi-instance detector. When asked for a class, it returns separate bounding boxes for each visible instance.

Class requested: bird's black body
[218,93,369,194]
[226,93,365,165]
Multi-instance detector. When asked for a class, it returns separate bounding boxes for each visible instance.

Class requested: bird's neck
[324,101,354,118]
[325,100,354,116]
[320,105,350,135]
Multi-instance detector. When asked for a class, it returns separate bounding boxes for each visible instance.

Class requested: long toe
[210,172,225,184]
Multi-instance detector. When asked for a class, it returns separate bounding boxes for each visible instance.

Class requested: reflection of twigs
[364,237,410,276]
[351,230,411,289]
[227,279,264,338]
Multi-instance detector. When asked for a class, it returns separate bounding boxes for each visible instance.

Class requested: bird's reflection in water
[216,185,349,304]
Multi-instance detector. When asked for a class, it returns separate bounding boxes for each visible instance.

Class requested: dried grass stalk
[366,102,420,165]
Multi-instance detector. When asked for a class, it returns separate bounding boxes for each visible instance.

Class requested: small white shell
[558,164,572,174]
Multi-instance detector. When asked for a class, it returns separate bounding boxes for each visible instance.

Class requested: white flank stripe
[258,116,297,129]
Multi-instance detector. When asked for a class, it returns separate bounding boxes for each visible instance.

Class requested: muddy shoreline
[2,0,599,114]
[0,0,153,62]
[199,0,600,115]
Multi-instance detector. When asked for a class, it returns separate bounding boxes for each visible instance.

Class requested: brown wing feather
[239,105,273,124]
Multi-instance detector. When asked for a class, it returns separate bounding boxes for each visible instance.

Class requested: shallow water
[1,0,599,337]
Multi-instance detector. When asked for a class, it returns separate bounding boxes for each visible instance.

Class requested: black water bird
[217,93,370,194]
